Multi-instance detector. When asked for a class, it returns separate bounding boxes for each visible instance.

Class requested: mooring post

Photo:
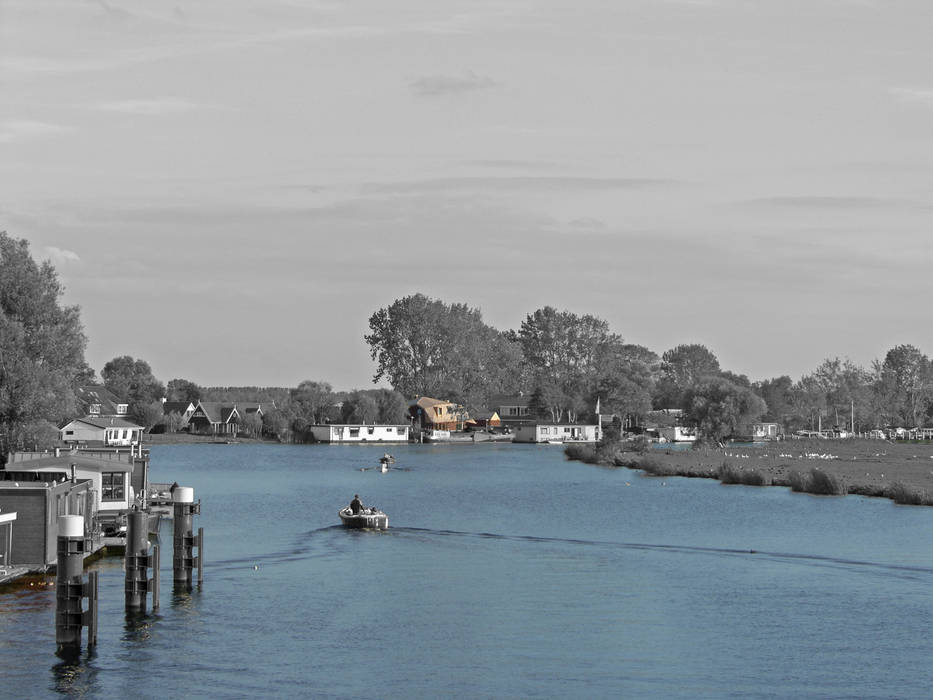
[56,515,92,653]
[197,526,204,587]
[151,543,160,610]
[124,508,150,611]
[172,487,200,589]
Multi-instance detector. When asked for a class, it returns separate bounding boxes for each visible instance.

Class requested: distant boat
[339,506,388,530]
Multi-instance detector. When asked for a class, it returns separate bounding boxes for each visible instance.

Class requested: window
[102,472,125,502]
[89,404,100,414]
[121,429,127,440]
[367,427,375,435]
[65,430,74,436]
[117,405,127,414]
[349,427,360,437]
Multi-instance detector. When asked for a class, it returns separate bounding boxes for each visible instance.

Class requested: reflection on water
[52,647,97,697]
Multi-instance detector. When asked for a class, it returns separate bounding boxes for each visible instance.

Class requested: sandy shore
[587,439,933,505]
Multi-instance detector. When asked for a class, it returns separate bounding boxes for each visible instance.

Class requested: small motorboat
[339,506,389,530]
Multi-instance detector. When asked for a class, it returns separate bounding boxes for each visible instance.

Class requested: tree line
[2,231,932,452]
[366,294,933,442]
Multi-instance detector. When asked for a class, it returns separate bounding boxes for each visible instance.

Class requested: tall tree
[365,293,522,408]
[654,343,721,408]
[340,391,380,424]
[874,344,932,427]
[166,378,202,403]
[684,377,767,444]
[519,306,622,422]
[0,232,89,452]
[289,380,335,430]
[102,356,165,406]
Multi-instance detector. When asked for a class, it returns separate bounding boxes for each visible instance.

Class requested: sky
[2,0,932,390]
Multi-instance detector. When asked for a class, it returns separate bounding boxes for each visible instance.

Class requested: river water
[2,443,933,698]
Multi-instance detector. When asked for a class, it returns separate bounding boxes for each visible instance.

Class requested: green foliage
[684,377,767,443]
[131,400,165,430]
[289,380,335,429]
[0,232,88,451]
[102,355,165,406]
[166,378,202,403]
[654,343,721,408]
[787,468,847,496]
[886,482,933,506]
[365,293,522,409]
[718,463,770,486]
[874,344,932,428]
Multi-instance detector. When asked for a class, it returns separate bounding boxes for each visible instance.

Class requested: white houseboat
[308,424,410,443]
[513,424,600,444]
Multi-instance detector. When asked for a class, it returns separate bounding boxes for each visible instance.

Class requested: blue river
[3,443,933,698]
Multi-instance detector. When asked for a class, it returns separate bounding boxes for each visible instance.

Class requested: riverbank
[567,439,933,505]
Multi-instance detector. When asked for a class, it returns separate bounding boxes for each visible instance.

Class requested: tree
[683,377,767,444]
[0,232,89,452]
[519,306,622,422]
[102,356,165,406]
[166,378,202,403]
[593,343,658,421]
[874,344,932,427]
[340,391,380,424]
[132,400,165,431]
[365,293,523,408]
[241,412,264,438]
[372,389,408,424]
[654,343,721,408]
[289,380,335,428]
[753,376,795,425]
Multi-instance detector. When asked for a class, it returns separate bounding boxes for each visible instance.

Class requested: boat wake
[392,526,933,581]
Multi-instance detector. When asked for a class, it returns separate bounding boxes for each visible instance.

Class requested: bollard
[172,487,200,589]
[56,515,96,653]
[124,508,150,611]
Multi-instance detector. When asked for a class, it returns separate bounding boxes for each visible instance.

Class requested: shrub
[788,468,846,495]
[886,482,933,506]
[564,444,598,463]
[637,457,680,477]
[718,462,770,486]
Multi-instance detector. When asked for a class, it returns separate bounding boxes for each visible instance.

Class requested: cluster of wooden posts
[55,487,203,657]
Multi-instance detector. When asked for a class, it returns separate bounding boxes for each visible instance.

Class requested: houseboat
[513,424,600,444]
[308,424,410,443]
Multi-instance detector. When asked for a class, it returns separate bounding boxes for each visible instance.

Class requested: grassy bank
[566,439,933,506]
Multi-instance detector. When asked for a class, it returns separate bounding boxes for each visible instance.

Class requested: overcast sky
[3,0,932,390]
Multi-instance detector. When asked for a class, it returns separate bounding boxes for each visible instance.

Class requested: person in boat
[350,494,363,515]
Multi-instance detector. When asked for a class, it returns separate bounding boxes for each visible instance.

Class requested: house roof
[162,401,194,415]
[409,396,455,409]
[75,385,127,414]
[193,401,238,423]
[63,416,142,430]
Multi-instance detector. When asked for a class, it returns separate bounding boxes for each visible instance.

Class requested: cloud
[94,97,199,115]
[890,87,933,107]
[0,120,71,143]
[359,175,671,195]
[410,71,496,97]
[43,246,81,266]
[740,195,918,210]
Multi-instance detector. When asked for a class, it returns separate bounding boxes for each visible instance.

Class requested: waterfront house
[409,397,468,431]
[488,394,533,427]
[513,424,600,444]
[75,384,129,417]
[465,411,501,429]
[0,472,96,567]
[660,426,698,443]
[60,416,143,447]
[188,401,268,435]
[307,424,410,443]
